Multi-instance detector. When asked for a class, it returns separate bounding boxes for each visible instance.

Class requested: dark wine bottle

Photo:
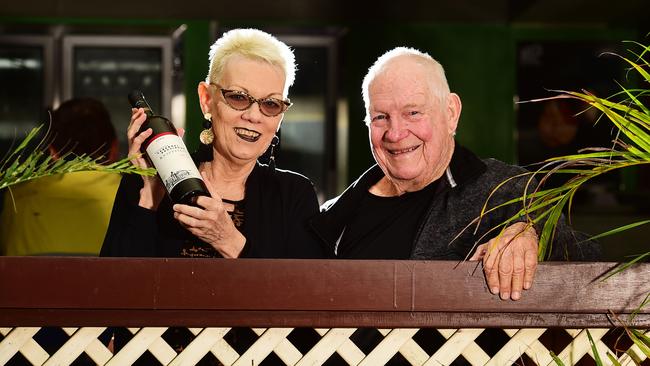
[128,90,210,206]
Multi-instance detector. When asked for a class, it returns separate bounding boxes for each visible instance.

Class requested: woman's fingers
[127,108,147,139]
[128,128,152,168]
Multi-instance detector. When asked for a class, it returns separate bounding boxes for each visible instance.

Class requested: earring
[200,112,214,145]
[268,135,279,171]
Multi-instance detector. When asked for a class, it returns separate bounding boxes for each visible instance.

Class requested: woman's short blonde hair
[206,28,296,97]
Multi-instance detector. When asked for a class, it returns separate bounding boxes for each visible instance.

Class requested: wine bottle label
[145,134,203,193]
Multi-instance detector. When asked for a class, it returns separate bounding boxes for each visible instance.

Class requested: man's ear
[446,93,462,134]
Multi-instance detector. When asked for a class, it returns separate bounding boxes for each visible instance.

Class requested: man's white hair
[206,28,296,97]
[361,47,450,124]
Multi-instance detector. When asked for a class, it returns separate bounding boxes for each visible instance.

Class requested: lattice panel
[0,326,647,365]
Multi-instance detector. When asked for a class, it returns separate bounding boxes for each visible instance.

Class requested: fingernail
[491,287,499,294]
[524,281,531,289]
[500,292,510,300]
[512,291,521,300]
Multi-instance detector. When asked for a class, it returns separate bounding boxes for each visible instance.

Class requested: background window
[276,35,340,201]
[0,36,53,157]
[63,35,173,157]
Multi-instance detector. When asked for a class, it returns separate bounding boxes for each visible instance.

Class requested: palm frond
[586,330,605,366]
[0,125,155,191]
[472,40,650,261]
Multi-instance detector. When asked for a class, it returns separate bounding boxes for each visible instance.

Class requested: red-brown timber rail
[0,257,648,329]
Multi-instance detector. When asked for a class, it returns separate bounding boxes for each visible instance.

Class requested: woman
[100,28,324,260]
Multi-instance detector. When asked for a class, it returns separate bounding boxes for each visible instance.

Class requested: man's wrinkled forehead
[371,56,440,92]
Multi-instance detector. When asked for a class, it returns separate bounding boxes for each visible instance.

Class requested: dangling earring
[200,112,214,145]
[268,135,279,171]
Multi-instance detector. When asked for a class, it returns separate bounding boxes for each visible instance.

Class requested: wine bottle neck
[142,107,155,117]
[132,100,155,116]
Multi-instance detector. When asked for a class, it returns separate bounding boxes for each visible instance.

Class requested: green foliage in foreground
[479,41,650,262]
[0,125,155,192]
[551,303,650,365]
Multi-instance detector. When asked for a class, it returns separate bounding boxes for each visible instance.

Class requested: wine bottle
[128,90,210,206]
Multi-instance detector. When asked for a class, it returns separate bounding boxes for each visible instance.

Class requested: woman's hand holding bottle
[172,172,246,258]
[127,108,166,210]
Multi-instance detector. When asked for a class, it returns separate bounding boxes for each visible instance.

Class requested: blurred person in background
[0,97,120,256]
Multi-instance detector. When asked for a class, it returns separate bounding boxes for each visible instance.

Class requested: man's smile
[387,144,421,155]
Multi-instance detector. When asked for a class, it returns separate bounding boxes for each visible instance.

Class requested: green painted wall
[181,21,211,153]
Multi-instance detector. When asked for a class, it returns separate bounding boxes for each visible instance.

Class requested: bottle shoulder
[141,115,176,135]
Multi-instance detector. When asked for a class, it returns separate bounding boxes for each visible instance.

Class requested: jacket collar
[311,144,487,252]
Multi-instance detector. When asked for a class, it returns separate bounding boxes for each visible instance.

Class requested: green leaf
[583,220,650,243]
[538,193,570,260]
[0,125,154,192]
[623,348,643,366]
[629,329,650,357]
[622,55,650,83]
[602,252,650,281]
[586,330,604,366]
[550,351,566,366]
[606,352,623,366]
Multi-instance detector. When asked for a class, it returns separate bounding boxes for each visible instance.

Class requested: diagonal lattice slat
[376,328,429,365]
[436,328,490,365]
[106,327,173,366]
[0,327,46,366]
[501,328,554,366]
[59,327,113,365]
[359,328,420,365]
[187,327,240,365]
[1,326,648,365]
[251,327,303,365]
[298,328,357,366]
[557,328,609,365]
[487,328,547,366]
[315,328,366,365]
[233,328,293,366]
[427,328,485,366]
[44,327,108,366]
[168,327,230,366]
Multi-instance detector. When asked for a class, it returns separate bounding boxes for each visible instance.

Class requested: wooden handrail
[0,257,648,328]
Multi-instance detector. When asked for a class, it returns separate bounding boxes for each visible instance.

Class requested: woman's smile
[234,127,261,142]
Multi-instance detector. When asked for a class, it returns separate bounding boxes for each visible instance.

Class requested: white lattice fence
[1,326,648,365]
[2,259,648,365]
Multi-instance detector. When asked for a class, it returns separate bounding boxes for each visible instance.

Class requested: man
[311,47,598,301]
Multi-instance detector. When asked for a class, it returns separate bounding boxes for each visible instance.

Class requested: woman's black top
[100,162,325,365]
[100,162,325,259]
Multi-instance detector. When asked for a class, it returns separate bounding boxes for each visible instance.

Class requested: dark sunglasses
[216,86,292,117]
